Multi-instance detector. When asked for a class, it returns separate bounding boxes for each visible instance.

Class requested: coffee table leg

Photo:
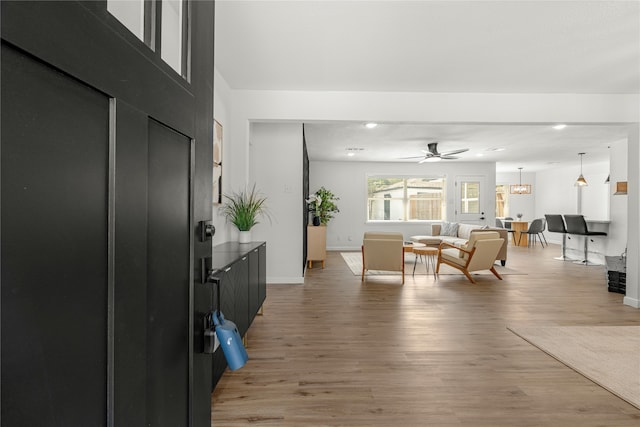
[426,254,436,278]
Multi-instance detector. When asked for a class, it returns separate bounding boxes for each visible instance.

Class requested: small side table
[403,242,426,253]
[413,246,439,278]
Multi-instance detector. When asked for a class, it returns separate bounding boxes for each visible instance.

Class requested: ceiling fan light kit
[401,141,469,163]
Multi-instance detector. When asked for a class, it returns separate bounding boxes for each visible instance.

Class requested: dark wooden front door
[1,2,214,425]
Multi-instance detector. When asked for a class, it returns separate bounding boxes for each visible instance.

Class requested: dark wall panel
[1,44,109,426]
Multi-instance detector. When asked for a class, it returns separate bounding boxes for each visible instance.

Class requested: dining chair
[517,218,547,247]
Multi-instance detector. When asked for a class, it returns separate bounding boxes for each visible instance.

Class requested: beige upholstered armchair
[361,232,405,284]
[436,231,504,284]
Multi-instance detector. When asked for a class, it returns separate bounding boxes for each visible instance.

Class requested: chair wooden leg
[463,270,476,284]
[490,266,503,280]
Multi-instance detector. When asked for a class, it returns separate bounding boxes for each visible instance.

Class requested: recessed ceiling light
[553,124,567,130]
[346,147,365,156]
[365,122,378,129]
[476,153,484,157]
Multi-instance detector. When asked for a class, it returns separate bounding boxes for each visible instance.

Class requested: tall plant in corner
[222,184,271,243]
[307,186,339,225]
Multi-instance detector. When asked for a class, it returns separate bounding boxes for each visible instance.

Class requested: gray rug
[508,325,640,409]
[341,251,523,276]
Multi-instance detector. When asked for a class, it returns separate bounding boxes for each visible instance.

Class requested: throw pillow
[440,221,459,237]
[481,224,490,229]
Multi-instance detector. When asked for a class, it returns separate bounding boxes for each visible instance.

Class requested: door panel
[146,120,191,426]
[455,175,487,225]
[1,44,109,426]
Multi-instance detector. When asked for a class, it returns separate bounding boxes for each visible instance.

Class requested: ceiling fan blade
[418,157,430,164]
[398,155,426,159]
[440,155,460,160]
[440,148,469,156]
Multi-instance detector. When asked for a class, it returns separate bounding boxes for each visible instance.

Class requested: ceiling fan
[401,142,469,163]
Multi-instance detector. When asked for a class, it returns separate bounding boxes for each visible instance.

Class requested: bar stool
[563,214,607,265]
[545,214,569,260]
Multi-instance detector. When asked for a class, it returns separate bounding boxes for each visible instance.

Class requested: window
[108,0,190,78]
[161,0,185,75]
[108,0,145,41]
[496,184,509,217]
[367,176,446,221]
[459,181,480,214]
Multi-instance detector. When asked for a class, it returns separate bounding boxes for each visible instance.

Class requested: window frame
[366,174,447,223]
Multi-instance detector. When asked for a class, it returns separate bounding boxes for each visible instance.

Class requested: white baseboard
[623,296,640,308]
[267,276,304,284]
[327,246,360,251]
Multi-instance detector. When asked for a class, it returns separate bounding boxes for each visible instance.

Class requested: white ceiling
[214,1,640,171]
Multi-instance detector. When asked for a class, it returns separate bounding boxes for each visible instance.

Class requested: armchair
[361,232,405,284]
[436,231,504,284]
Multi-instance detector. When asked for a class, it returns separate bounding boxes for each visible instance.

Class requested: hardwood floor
[211,243,640,426]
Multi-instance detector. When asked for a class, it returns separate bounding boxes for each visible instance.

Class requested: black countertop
[210,241,265,271]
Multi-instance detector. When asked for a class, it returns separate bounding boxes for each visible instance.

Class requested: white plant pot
[238,230,251,244]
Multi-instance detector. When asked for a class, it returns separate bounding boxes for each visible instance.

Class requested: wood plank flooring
[211,243,640,426]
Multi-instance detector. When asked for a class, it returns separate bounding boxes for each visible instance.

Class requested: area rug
[508,325,640,409]
[340,251,524,276]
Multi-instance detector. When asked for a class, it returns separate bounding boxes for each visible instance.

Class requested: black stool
[545,214,569,260]
[564,214,607,265]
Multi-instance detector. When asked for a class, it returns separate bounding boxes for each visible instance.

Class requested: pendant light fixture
[510,167,531,194]
[575,152,588,186]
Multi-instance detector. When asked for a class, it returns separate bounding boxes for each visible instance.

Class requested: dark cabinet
[233,256,250,336]
[209,242,266,389]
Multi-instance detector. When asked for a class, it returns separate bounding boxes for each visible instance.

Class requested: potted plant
[306,186,339,226]
[222,184,271,243]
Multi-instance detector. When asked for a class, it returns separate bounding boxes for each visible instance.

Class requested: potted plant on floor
[222,184,271,243]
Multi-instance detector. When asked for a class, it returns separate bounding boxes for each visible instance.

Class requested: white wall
[249,123,304,283]
[212,69,233,245]
[310,160,496,250]
[496,171,536,220]
[624,124,639,308]
[608,139,629,258]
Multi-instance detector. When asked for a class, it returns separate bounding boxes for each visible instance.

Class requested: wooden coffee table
[403,242,426,253]
[412,246,439,278]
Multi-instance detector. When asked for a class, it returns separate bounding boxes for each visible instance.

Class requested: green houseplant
[222,184,271,243]
[307,186,339,225]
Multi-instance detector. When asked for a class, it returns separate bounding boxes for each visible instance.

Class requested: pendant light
[575,153,588,186]
[510,167,531,194]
